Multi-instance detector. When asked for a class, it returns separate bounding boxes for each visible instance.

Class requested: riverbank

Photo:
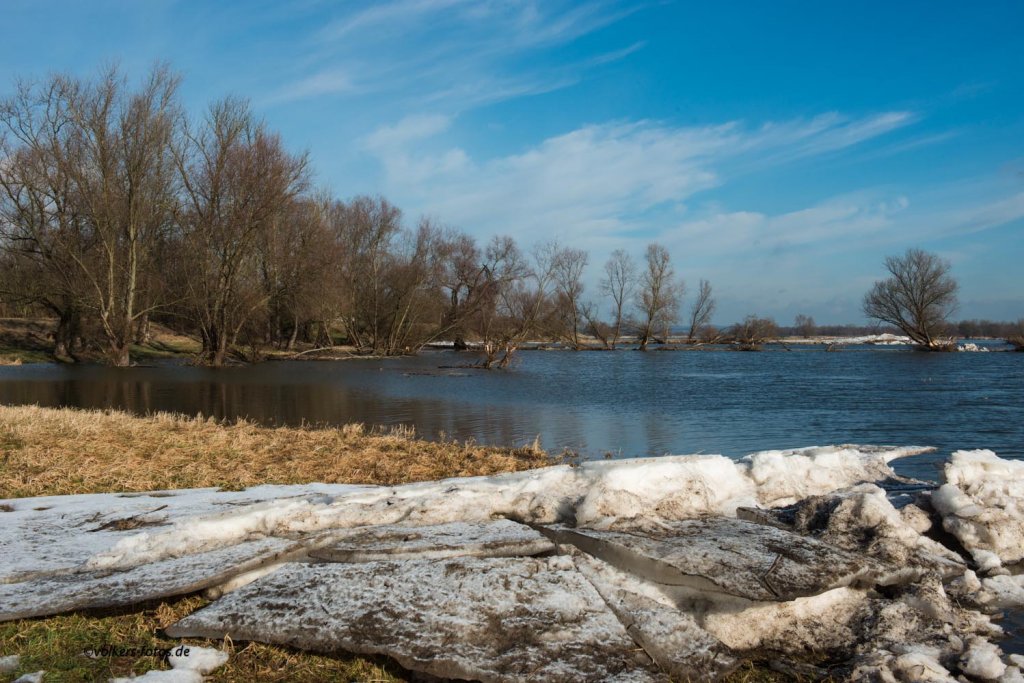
[0,405,556,681]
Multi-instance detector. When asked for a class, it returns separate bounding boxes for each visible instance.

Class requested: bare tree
[635,243,682,351]
[600,249,635,349]
[686,279,716,343]
[863,248,958,350]
[551,246,588,349]
[0,79,89,360]
[0,67,181,365]
[794,314,816,338]
[174,97,309,366]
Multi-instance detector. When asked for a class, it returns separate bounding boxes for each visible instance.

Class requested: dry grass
[0,405,554,499]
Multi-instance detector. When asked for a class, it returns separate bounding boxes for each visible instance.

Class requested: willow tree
[863,248,958,350]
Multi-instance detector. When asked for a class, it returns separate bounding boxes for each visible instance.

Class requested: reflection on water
[0,347,1021,480]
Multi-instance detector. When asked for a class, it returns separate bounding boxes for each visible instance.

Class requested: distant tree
[686,279,716,343]
[731,315,778,349]
[794,314,816,338]
[863,248,958,350]
[600,249,635,350]
[634,243,683,351]
[1007,319,1024,351]
[551,246,588,350]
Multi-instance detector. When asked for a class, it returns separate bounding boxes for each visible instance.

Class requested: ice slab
[166,556,664,682]
[540,517,881,602]
[308,519,555,562]
[0,483,371,582]
[0,537,296,621]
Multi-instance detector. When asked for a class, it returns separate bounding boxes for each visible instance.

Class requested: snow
[108,646,228,683]
[958,342,990,352]
[932,449,1024,569]
[63,444,929,575]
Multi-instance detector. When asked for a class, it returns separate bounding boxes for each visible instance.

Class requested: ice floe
[2,444,1023,681]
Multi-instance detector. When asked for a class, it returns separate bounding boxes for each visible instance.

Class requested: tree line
[0,66,736,367]
[3,68,1019,365]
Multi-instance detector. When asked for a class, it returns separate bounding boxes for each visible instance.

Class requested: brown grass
[0,405,555,499]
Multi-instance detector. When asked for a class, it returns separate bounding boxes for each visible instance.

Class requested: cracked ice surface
[166,556,665,682]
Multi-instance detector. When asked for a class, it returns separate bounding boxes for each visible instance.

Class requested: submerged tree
[863,248,958,350]
[174,97,310,366]
[0,66,181,365]
[551,246,588,350]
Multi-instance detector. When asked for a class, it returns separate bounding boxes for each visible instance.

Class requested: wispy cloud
[362,110,918,246]
[268,1,644,112]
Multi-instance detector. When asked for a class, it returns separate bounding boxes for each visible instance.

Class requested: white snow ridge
[2,444,1023,681]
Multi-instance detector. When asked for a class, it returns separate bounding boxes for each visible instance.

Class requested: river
[0,343,1020,481]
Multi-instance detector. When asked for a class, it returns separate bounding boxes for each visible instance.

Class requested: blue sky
[2,0,1022,324]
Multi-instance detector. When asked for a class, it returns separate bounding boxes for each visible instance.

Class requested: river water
[0,343,1020,481]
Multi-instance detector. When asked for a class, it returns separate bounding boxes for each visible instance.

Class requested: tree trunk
[53,310,82,362]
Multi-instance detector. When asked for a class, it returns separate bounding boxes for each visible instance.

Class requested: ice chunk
[961,638,1007,680]
[12,673,44,683]
[168,646,229,675]
[933,450,1024,570]
[73,446,925,577]
[167,557,663,682]
[790,484,965,580]
[703,586,871,652]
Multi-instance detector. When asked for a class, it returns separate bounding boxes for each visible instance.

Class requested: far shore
[0,317,1018,366]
